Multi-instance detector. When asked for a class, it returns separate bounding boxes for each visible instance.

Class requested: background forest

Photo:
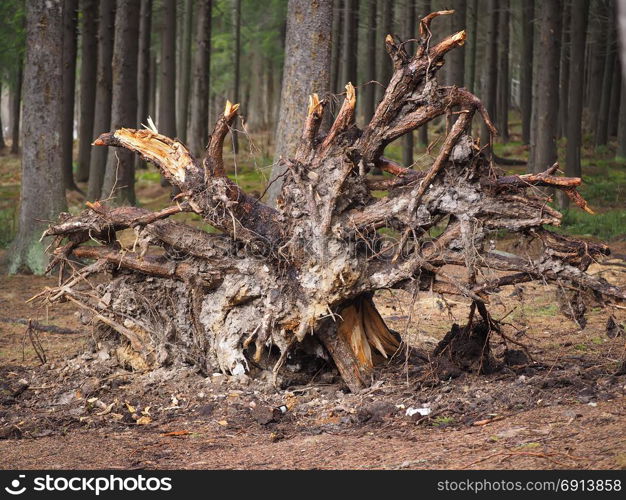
[1,0,625,273]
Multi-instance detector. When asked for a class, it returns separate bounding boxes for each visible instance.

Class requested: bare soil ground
[1,240,625,470]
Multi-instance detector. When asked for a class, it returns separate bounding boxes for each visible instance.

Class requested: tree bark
[416,0,430,148]
[9,63,22,154]
[363,0,377,122]
[342,0,359,87]
[9,0,67,274]
[87,0,115,201]
[267,0,332,205]
[465,0,478,93]
[330,0,344,94]
[231,0,241,153]
[137,0,153,132]
[76,0,99,183]
[616,0,626,157]
[402,0,415,166]
[607,59,621,138]
[61,0,78,190]
[520,0,534,145]
[531,0,562,173]
[188,0,212,158]
[587,1,608,135]
[376,0,393,104]
[562,0,590,208]
[558,0,570,139]
[595,10,616,148]
[496,0,510,142]
[176,0,192,143]
[101,0,140,205]
[158,0,177,138]
[446,0,466,87]
[480,0,498,149]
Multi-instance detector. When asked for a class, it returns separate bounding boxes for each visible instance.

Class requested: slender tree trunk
[480,0,498,149]
[176,0,193,143]
[402,0,415,166]
[9,0,67,274]
[520,0,534,145]
[608,61,621,138]
[267,0,333,204]
[416,0,430,147]
[531,0,562,173]
[618,77,626,158]
[10,63,23,154]
[188,0,212,157]
[231,0,241,153]
[342,0,359,86]
[596,10,616,147]
[447,0,466,86]
[587,1,608,135]
[376,0,393,104]
[135,0,152,170]
[558,0,570,139]
[330,0,344,94]
[363,0,377,122]
[158,0,177,138]
[137,0,152,127]
[496,0,510,141]
[562,0,590,208]
[61,0,78,190]
[149,50,157,125]
[87,0,115,201]
[101,0,140,204]
[76,0,99,182]
[617,0,626,157]
[465,0,478,93]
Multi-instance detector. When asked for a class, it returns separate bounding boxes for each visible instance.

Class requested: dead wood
[38,11,625,392]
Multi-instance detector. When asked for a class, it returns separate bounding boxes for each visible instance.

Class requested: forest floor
[1,131,626,470]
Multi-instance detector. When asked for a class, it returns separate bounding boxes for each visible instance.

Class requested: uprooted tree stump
[38,12,626,392]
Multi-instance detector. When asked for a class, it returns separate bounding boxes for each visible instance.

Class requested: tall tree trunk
[608,61,621,138]
[61,0,78,190]
[531,0,562,173]
[231,0,241,153]
[465,0,478,93]
[596,9,616,148]
[416,0,430,147]
[402,0,415,166]
[9,0,67,274]
[342,0,359,86]
[10,63,23,154]
[136,0,153,170]
[101,0,140,204]
[363,0,377,122]
[267,0,333,205]
[558,0,570,139]
[330,0,343,94]
[376,0,393,103]
[176,0,193,143]
[188,0,212,157]
[480,0,498,149]
[496,0,510,142]
[520,0,534,145]
[562,0,590,208]
[446,0,466,86]
[158,0,177,138]
[149,50,157,125]
[587,1,608,135]
[76,0,99,182]
[617,0,626,157]
[87,0,115,201]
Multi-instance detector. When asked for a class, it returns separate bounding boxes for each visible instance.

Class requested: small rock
[252,406,275,425]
